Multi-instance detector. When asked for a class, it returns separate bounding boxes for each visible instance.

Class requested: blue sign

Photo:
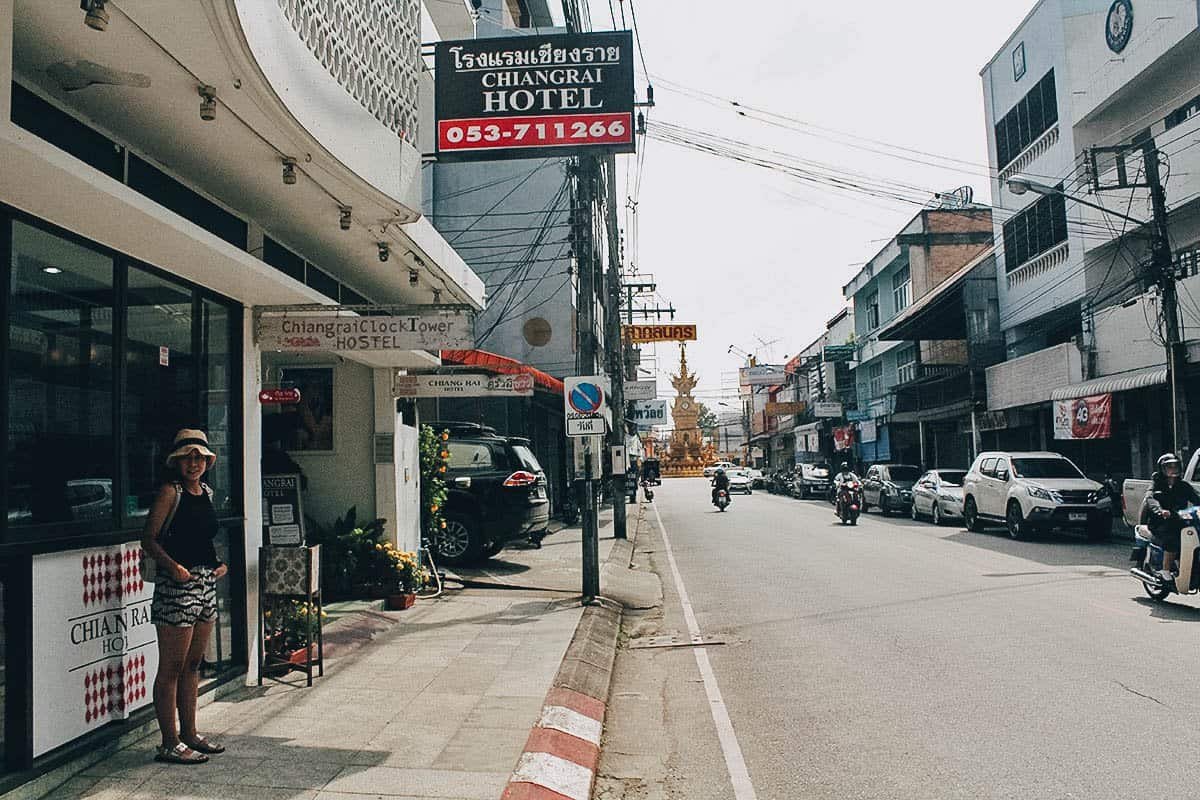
[569,382,604,415]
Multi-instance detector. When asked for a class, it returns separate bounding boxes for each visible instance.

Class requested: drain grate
[629,633,725,650]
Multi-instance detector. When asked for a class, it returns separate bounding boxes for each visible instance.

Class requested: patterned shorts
[151,568,218,627]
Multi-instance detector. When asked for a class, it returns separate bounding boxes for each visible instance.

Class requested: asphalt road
[598,478,1200,800]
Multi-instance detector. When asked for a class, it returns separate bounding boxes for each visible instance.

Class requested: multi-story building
[844,209,993,466]
[981,0,1200,475]
[0,0,483,782]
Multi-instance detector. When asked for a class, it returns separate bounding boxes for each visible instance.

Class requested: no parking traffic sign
[564,375,611,436]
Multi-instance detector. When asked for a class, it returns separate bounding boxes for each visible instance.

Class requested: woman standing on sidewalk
[141,429,228,764]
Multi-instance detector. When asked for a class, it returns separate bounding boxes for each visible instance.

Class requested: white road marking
[510,751,593,800]
[652,501,759,800]
[538,705,603,745]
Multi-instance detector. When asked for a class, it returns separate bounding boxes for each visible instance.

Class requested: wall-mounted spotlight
[281,157,297,185]
[409,268,419,286]
[378,243,390,263]
[338,205,352,231]
[198,85,217,121]
[81,0,109,31]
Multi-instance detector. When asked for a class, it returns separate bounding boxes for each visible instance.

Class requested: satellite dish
[931,186,975,209]
[46,60,151,92]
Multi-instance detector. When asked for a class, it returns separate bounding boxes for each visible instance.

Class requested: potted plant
[263,600,327,673]
[382,545,426,610]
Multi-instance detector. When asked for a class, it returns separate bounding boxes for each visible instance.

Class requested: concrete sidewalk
[29,510,628,800]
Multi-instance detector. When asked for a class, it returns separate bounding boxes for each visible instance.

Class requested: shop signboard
[630,399,668,428]
[392,372,534,398]
[814,401,844,418]
[32,543,158,757]
[766,401,806,416]
[622,324,698,343]
[564,375,611,436]
[823,344,856,362]
[739,366,787,386]
[434,31,635,162]
[262,474,306,546]
[1054,394,1113,440]
[859,420,878,443]
[751,447,765,460]
[846,409,872,422]
[623,379,658,401]
[257,313,473,353]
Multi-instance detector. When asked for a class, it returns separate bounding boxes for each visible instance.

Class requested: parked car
[436,422,550,565]
[641,457,661,486]
[793,463,831,500]
[704,461,737,478]
[727,469,754,494]
[747,468,766,488]
[1122,451,1200,529]
[962,451,1109,540]
[863,464,921,515]
[910,469,968,525]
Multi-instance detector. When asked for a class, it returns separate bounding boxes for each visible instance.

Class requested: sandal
[155,742,209,764]
[183,736,225,754]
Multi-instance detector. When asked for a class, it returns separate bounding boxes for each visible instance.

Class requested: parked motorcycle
[642,479,655,502]
[1131,507,1200,601]
[836,481,863,526]
[714,489,731,512]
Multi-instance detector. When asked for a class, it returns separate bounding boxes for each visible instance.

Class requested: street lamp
[1005,174,1147,226]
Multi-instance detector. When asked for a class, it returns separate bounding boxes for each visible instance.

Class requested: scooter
[836,481,862,526]
[714,489,730,512]
[1130,507,1200,602]
[641,479,655,502]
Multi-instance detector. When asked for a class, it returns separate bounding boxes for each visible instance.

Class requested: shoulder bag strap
[159,482,183,543]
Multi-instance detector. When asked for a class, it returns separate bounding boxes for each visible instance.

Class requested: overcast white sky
[594,0,1038,408]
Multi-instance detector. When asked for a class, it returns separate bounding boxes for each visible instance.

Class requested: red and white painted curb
[501,687,605,800]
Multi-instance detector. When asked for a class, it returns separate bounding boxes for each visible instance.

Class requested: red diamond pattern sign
[81,548,127,606]
[83,655,147,724]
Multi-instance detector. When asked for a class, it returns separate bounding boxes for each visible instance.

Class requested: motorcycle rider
[1143,453,1200,582]
[711,467,731,505]
[833,461,859,489]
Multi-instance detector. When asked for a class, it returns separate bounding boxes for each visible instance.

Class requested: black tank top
[162,485,220,568]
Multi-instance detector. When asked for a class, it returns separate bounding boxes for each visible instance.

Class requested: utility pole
[573,154,601,603]
[603,155,628,540]
[1088,140,1188,455]
[1143,142,1188,455]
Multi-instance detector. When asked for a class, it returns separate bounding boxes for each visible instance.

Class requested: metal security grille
[278,0,422,145]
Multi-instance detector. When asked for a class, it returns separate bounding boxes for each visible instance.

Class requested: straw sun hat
[165,429,217,467]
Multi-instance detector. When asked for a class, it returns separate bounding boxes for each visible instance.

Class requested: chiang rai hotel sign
[434,31,636,162]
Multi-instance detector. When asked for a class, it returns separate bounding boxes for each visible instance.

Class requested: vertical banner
[1053,394,1113,439]
[32,543,158,756]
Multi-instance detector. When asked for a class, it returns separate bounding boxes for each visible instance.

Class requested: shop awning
[440,349,565,394]
[878,247,994,341]
[1049,366,1168,401]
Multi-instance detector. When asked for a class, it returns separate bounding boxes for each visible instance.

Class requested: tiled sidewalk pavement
[35,509,628,800]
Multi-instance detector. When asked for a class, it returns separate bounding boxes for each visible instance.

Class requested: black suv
[434,422,550,565]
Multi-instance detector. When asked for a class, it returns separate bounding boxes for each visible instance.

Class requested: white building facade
[0,0,482,784]
[981,0,1200,475]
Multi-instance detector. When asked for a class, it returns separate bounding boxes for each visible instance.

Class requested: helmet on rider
[715,467,725,475]
[840,462,849,472]
[1158,452,1182,478]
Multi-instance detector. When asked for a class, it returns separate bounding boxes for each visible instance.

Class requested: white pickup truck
[1122,451,1200,528]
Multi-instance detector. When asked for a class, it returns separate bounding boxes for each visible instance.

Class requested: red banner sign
[833,425,855,451]
[1053,394,1112,439]
[259,388,302,405]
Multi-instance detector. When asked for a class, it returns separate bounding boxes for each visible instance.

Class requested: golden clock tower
[662,345,714,477]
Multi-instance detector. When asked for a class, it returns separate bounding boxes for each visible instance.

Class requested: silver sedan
[910,469,968,525]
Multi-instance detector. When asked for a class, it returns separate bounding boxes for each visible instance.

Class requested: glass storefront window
[7,221,115,527]
[123,266,195,520]
[201,299,237,513]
